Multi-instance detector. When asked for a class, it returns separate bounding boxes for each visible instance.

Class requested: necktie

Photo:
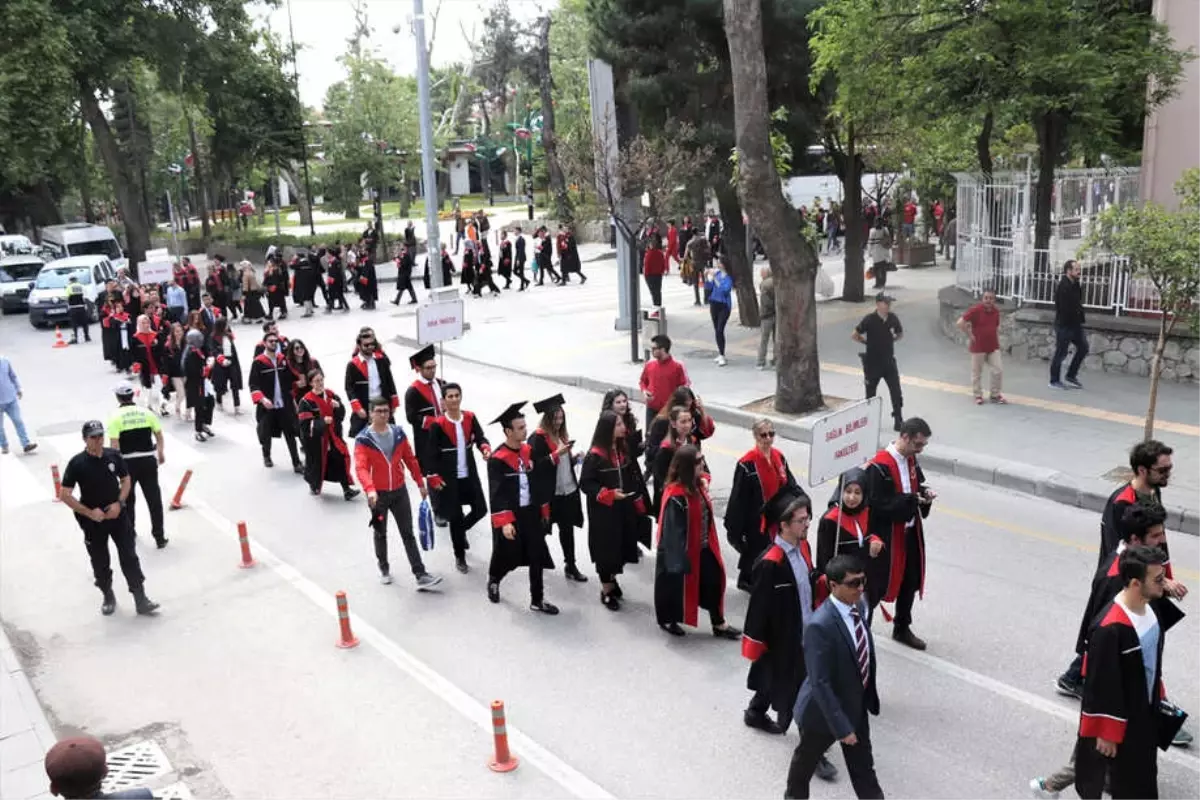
[428,380,441,414]
[850,606,870,688]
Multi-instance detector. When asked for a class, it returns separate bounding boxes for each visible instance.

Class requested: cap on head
[874,293,894,305]
[532,394,565,415]
[81,420,105,439]
[113,382,135,400]
[45,736,107,797]
[410,344,435,370]
[762,488,809,526]
[491,401,526,429]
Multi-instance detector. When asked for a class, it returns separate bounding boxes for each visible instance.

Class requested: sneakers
[343,487,361,502]
[1172,725,1193,747]
[415,573,443,591]
[530,600,560,615]
[1054,675,1083,699]
[487,580,500,603]
[716,355,727,367]
[22,443,37,454]
[1029,777,1060,799]
[1065,378,1084,389]
[379,572,393,585]
[991,394,1008,404]
[1048,381,1066,389]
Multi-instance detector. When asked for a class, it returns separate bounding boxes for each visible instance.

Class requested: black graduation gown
[247,351,298,437]
[130,330,167,389]
[297,389,352,490]
[344,351,399,422]
[644,412,714,472]
[487,443,554,572]
[498,240,513,280]
[326,260,347,301]
[183,345,211,410]
[1075,600,1172,800]
[1074,548,1185,658]
[528,429,584,528]
[1099,484,1170,575]
[263,268,288,311]
[355,259,378,304]
[650,436,690,515]
[654,484,727,627]
[865,449,932,605]
[210,334,244,395]
[292,260,318,305]
[421,411,489,515]
[724,448,802,585]
[103,312,134,371]
[742,540,825,717]
[580,446,650,575]
[815,506,880,572]
[404,378,444,456]
[460,250,477,287]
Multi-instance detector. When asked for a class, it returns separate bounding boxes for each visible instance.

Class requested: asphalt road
[0,302,1197,799]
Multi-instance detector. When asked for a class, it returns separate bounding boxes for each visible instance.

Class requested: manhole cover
[101,740,172,793]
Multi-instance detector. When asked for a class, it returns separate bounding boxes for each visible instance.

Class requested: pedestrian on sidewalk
[643,233,668,307]
[852,294,905,431]
[956,288,1006,404]
[757,267,776,369]
[0,355,37,455]
[59,420,159,617]
[528,394,588,583]
[1050,259,1089,389]
[666,219,679,268]
[183,329,215,443]
[705,258,735,367]
[683,229,710,306]
[44,735,155,799]
[638,335,691,432]
[106,383,167,549]
[866,218,892,290]
[486,402,560,615]
[210,318,243,415]
[354,397,442,590]
[512,227,530,290]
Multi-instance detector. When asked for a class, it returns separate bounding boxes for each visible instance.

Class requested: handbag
[418,497,435,551]
[1158,700,1188,751]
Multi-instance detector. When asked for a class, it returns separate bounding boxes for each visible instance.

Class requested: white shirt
[272,367,284,408]
[517,459,531,507]
[367,357,381,400]
[886,443,916,528]
[829,595,867,650]
[451,415,468,478]
[1114,595,1160,701]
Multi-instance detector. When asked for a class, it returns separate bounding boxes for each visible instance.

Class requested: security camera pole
[410,0,442,288]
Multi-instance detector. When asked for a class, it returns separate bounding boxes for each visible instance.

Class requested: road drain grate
[100,740,173,793]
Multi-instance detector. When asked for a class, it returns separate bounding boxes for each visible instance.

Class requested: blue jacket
[0,357,20,405]
[705,270,734,305]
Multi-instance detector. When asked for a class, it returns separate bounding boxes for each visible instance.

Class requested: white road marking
[875,637,1200,773]
[189,499,614,800]
[0,455,52,510]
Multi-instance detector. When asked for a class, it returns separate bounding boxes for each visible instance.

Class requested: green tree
[1082,169,1200,441]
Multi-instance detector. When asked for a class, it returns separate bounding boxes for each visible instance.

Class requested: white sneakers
[716,355,727,367]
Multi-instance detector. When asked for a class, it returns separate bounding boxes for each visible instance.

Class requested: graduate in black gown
[650,405,701,516]
[600,389,643,463]
[296,369,359,501]
[815,467,885,586]
[485,402,559,615]
[355,253,378,309]
[421,382,490,573]
[644,386,714,470]
[528,394,587,583]
[580,409,650,611]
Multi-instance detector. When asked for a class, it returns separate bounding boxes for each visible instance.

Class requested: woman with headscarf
[210,317,243,415]
[183,328,215,442]
[225,260,243,319]
[815,467,885,596]
[725,417,803,591]
[241,261,267,324]
[654,444,740,639]
[528,394,587,583]
[601,389,644,463]
[296,369,359,501]
[129,313,169,416]
[580,409,650,610]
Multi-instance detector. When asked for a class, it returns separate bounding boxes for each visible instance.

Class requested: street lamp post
[287,0,317,237]
[406,0,443,288]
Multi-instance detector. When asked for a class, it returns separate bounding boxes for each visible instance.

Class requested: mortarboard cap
[532,394,565,415]
[490,401,527,428]
[410,344,436,370]
[762,488,809,526]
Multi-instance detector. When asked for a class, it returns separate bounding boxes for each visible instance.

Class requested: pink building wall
[1140,0,1200,208]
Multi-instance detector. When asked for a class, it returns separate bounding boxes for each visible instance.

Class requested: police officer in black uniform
[59,420,160,616]
[106,383,168,548]
[852,293,905,431]
[66,274,90,344]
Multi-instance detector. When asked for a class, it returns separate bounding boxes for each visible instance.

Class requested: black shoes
[814,754,838,782]
[601,591,620,611]
[133,591,160,616]
[660,622,686,637]
[736,576,753,593]
[743,710,786,735]
[154,536,169,549]
[893,626,927,650]
[293,462,305,475]
[530,600,560,615]
[610,581,623,600]
[564,564,589,583]
[713,624,742,640]
[263,456,274,468]
[456,557,469,574]
[1055,675,1083,699]
[487,581,500,603]
[893,418,903,432]
[343,488,361,501]
[100,590,116,616]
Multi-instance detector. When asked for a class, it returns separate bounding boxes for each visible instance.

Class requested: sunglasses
[758,431,776,439]
[838,577,867,589]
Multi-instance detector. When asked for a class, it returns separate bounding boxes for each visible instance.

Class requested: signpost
[807,397,883,488]
[417,287,465,345]
[138,248,174,285]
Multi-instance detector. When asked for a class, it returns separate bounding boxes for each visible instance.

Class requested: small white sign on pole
[417,292,465,345]
[807,397,883,487]
[137,248,174,284]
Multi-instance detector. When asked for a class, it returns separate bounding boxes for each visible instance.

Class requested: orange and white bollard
[487,700,519,772]
[169,469,193,510]
[236,521,256,569]
[50,464,62,502]
[335,591,359,649]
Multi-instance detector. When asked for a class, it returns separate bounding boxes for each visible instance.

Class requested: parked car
[0,234,36,257]
[0,254,46,313]
[38,223,126,270]
[27,256,116,328]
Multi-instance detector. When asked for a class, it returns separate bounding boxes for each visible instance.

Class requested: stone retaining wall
[937,285,1199,382]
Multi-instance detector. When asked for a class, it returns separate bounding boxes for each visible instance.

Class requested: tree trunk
[399,169,411,217]
[723,0,823,414]
[1032,111,1063,273]
[537,16,573,224]
[1144,313,1174,441]
[81,88,150,264]
[829,123,865,302]
[280,165,312,227]
[78,114,95,223]
[30,180,64,227]
[714,183,760,327]
[186,114,211,240]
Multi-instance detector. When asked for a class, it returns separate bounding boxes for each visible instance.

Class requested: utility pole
[287,0,317,237]
[411,0,443,287]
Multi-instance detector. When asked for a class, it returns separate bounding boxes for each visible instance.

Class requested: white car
[27,256,117,328]
[0,254,46,313]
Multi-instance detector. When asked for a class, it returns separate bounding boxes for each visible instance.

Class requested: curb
[391,334,1200,537]
[0,624,57,766]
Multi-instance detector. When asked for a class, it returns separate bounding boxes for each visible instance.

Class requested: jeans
[1050,324,1089,383]
[757,317,775,366]
[970,351,1003,398]
[710,301,731,356]
[371,488,426,578]
[0,400,31,449]
[645,273,663,307]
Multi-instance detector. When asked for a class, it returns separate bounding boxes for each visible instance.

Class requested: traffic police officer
[107,383,168,548]
[59,420,159,616]
[65,275,90,344]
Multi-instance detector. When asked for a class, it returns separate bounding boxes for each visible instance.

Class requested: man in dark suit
[786,555,884,800]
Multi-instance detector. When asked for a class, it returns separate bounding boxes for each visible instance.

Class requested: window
[0,262,42,282]
[94,266,104,283]
[67,238,122,260]
[34,268,90,290]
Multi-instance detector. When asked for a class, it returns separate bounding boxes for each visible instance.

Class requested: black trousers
[513,259,530,288]
[537,261,561,285]
[892,525,922,629]
[786,713,883,799]
[68,306,90,341]
[556,521,577,567]
[645,273,663,307]
[258,409,301,465]
[446,478,488,558]
[193,394,215,434]
[371,489,426,577]
[863,357,903,422]
[125,457,164,540]
[78,515,144,594]
[489,506,545,604]
[748,689,793,729]
[393,275,417,303]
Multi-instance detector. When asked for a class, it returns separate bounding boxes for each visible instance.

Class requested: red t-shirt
[639,357,690,412]
[903,202,917,224]
[963,303,1000,353]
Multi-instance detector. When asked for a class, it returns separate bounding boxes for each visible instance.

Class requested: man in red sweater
[638,334,690,431]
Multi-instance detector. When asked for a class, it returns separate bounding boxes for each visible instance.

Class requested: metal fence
[953,167,1161,315]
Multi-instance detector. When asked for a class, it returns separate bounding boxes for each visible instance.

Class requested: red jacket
[353,424,426,494]
[643,248,668,277]
[638,356,690,413]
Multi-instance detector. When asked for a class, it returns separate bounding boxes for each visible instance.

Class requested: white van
[39,223,126,270]
[27,256,117,328]
[0,234,35,257]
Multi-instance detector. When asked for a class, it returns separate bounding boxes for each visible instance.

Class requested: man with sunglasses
[248,332,304,472]
[345,327,399,438]
[1098,440,1175,573]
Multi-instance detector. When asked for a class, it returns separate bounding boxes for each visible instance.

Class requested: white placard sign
[417,298,465,344]
[807,397,882,487]
[138,248,174,284]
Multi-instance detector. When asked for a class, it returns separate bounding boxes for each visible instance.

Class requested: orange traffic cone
[52,326,68,349]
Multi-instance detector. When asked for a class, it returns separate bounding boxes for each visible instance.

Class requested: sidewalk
[1,627,54,800]
[390,244,1200,533]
